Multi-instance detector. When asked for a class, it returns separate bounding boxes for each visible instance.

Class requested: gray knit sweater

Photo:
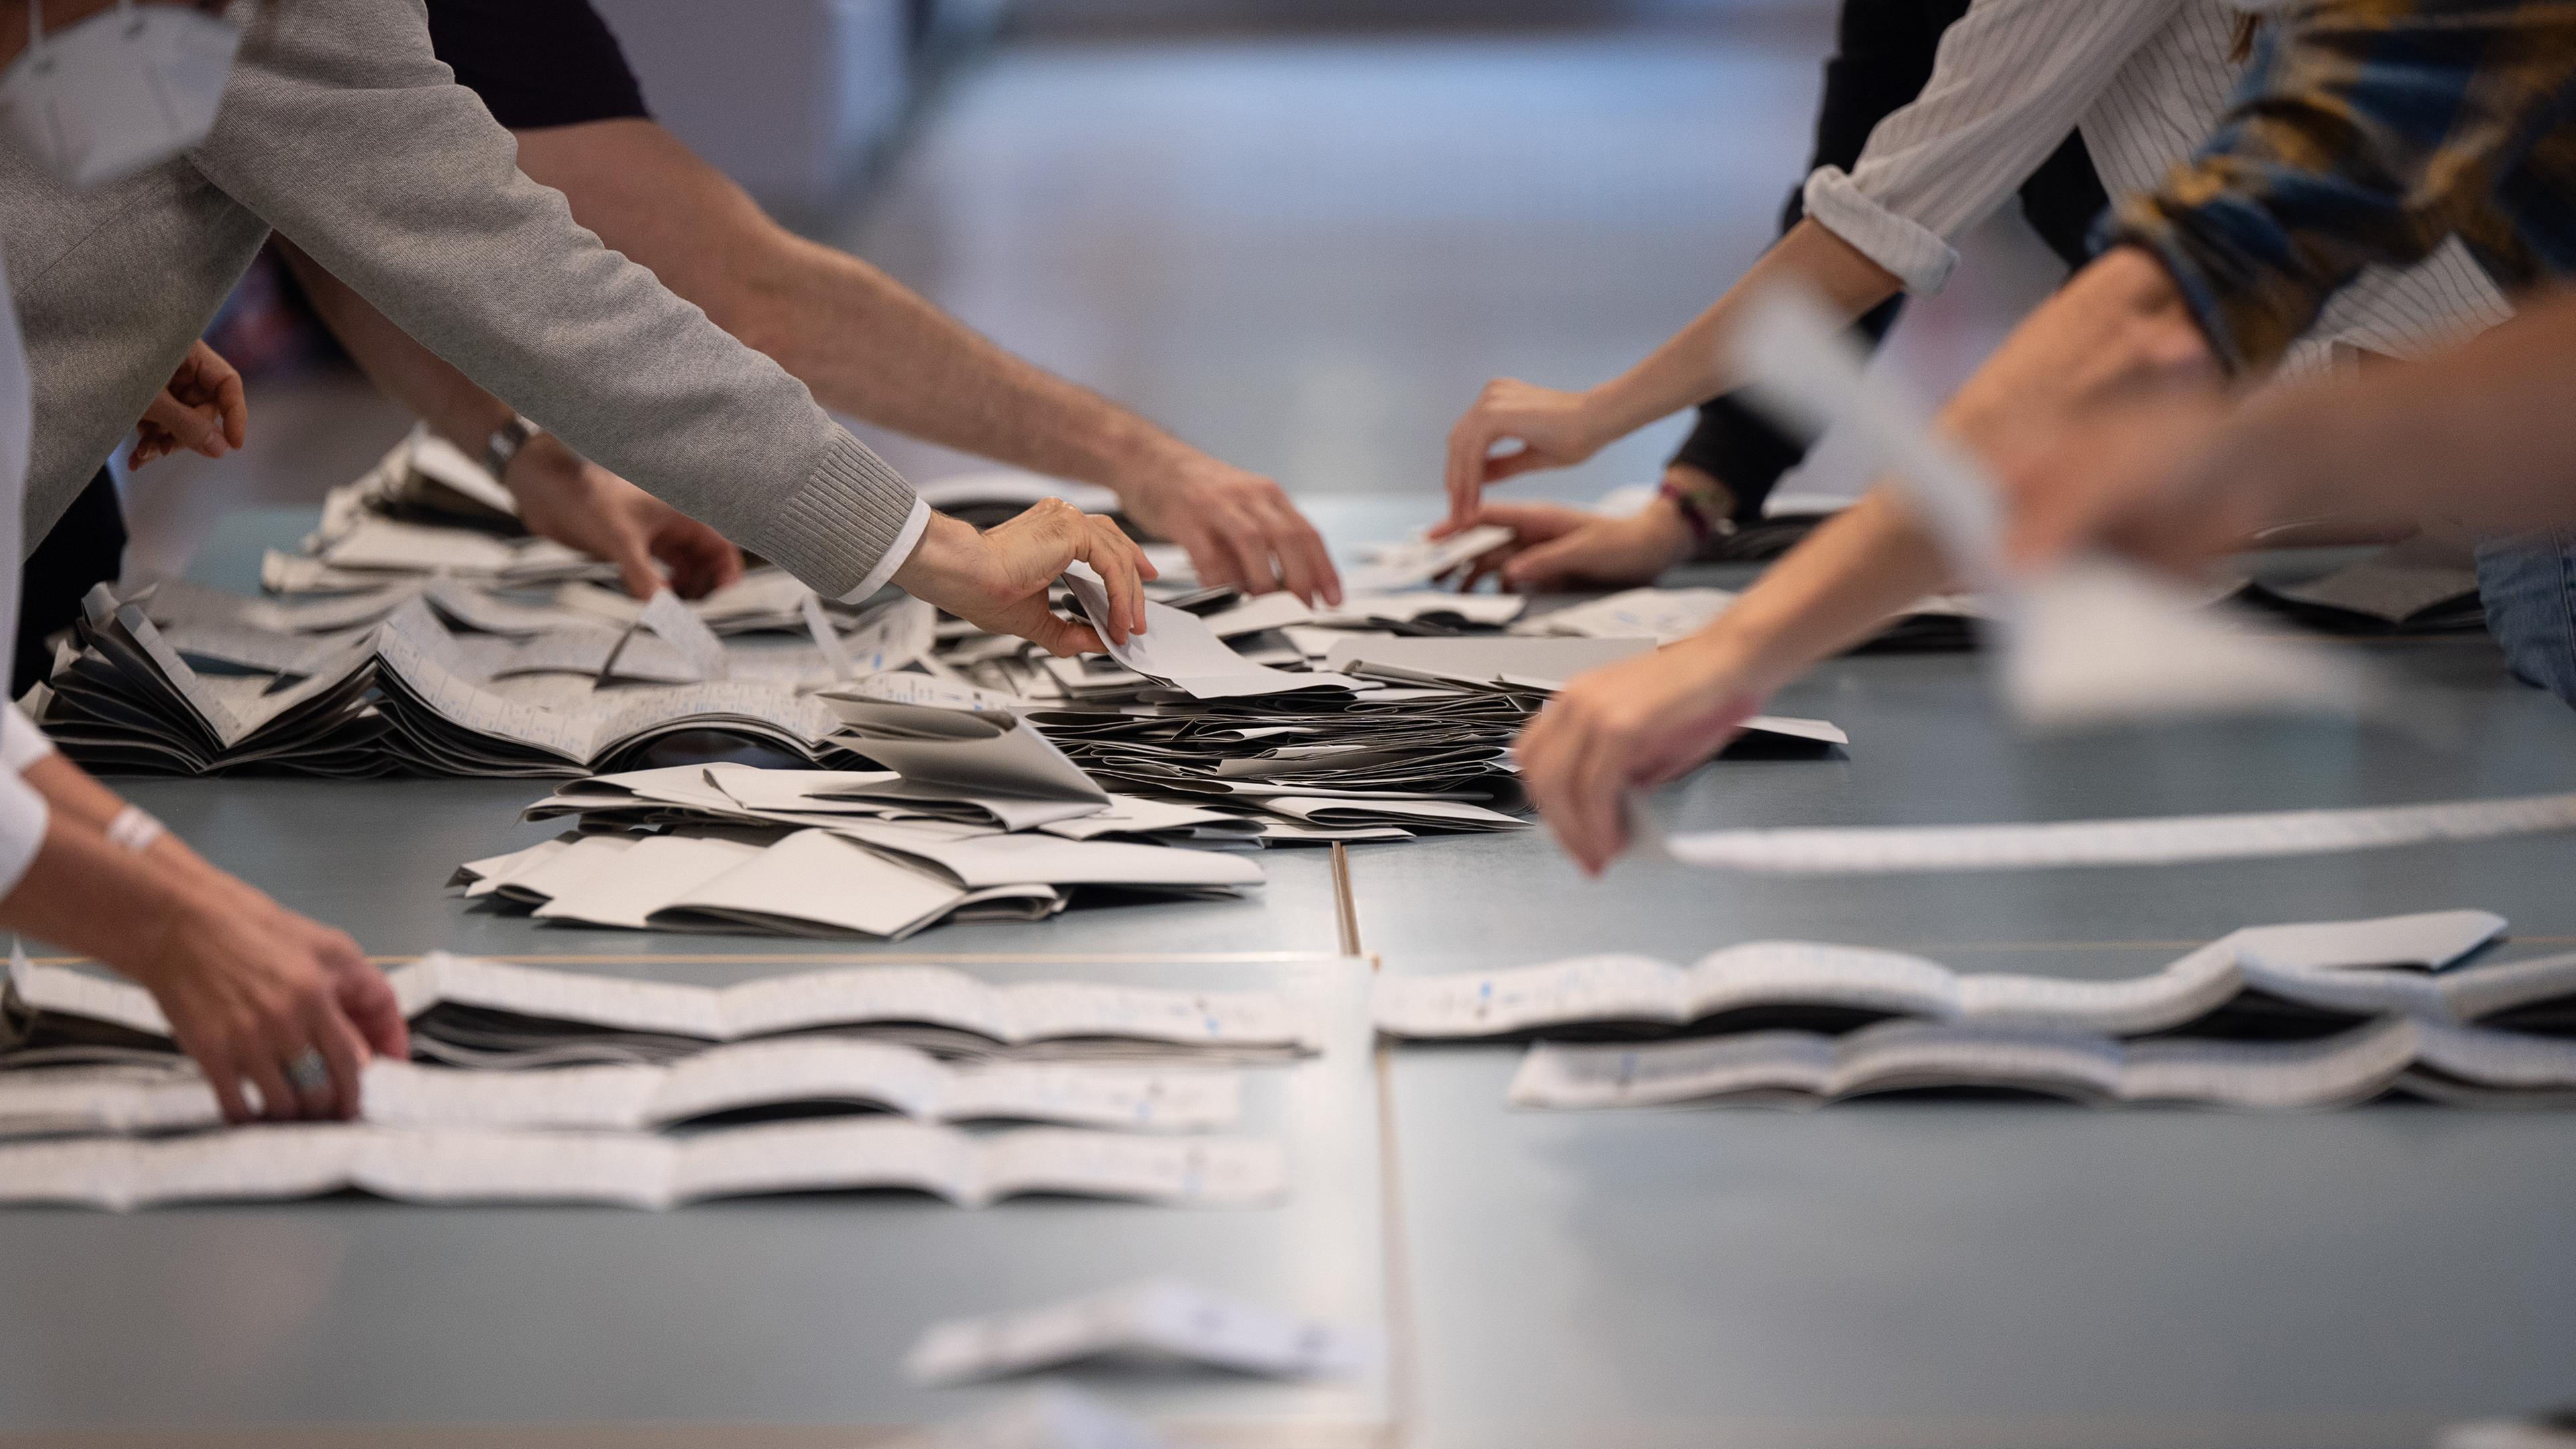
[0,0,918,596]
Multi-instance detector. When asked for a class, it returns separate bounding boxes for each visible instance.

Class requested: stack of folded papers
[2233,532,2487,635]
[21,479,1851,852]
[0,951,1315,1210]
[1368,909,2576,1111]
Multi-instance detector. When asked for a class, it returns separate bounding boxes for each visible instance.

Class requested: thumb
[601,525,664,600]
[1503,533,1593,592]
[145,394,226,457]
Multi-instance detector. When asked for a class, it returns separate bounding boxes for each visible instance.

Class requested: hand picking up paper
[1731,286,2376,731]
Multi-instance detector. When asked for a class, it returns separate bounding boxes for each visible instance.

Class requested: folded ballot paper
[0,1120,1287,1212]
[1513,586,1984,653]
[905,1278,1379,1385]
[1507,1012,2576,1110]
[1342,525,1515,594]
[11,951,1324,1069]
[1373,910,2515,1040]
[1733,286,2378,729]
[0,1042,1241,1139]
[1369,909,2576,1110]
[31,584,916,778]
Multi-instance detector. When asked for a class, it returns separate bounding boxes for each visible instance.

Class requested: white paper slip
[1343,526,1513,592]
[1198,592,1315,639]
[817,697,1108,805]
[1515,587,1737,645]
[0,1122,1288,1211]
[1059,568,1360,699]
[1659,793,2576,874]
[1731,284,2377,729]
[906,1278,1380,1386]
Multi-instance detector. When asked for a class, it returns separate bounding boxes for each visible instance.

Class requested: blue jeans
[2475,534,2576,706]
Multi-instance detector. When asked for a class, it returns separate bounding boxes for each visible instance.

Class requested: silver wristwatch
[482,415,541,480]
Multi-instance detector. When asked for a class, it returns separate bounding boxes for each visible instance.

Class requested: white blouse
[1799,0,2513,372]
[0,248,58,896]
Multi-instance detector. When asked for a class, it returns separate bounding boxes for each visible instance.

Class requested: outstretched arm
[1519,245,2220,872]
[0,712,404,1123]
[276,239,743,600]
[2008,286,2576,572]
[512,118,1338,604]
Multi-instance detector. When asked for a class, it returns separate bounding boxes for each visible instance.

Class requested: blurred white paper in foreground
[1731,286,2375,730]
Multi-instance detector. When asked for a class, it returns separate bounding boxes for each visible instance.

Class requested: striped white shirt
[1799,0,2512,374]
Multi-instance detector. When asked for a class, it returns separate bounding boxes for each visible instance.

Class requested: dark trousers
[1669,0,2110,523]
[15,468,126,696]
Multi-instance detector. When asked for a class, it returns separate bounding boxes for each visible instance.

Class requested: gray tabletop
[2,511,2569,1446]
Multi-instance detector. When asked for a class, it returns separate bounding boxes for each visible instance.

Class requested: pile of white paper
[0,1119,1288,1212]
[947,570,1845,845]
[0,948,1306,1211]
[27,579,934,777]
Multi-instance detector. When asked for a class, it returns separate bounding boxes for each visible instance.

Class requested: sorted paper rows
[1367,909,2576,1112]
[0,1119,1287,1212]
[0,1042,1242,1139]
[11,951,1323,1068]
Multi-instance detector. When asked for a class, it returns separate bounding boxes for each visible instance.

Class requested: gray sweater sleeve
[189,0,918,597]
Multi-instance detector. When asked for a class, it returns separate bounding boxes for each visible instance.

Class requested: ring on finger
[286,1049,331,1097]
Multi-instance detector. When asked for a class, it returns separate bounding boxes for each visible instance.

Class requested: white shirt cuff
[837,496,933,606]
[0,768,49,901]
[0,705,57,774]
[1803,166,1962,297]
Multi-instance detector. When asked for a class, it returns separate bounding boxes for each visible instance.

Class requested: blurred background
[136,0,2068,577]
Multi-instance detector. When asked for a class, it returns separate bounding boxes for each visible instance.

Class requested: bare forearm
[1682,246,2218,682]
[20,755,232,890]
[512,120,1192,488]
[0,812,193,968]
[274,239,513,456]
[1588,219,1903,440]
[2215,288,2576,535]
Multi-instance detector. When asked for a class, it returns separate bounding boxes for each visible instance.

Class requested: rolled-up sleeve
[1803,0,2183,296]
[2110,1,2574,374]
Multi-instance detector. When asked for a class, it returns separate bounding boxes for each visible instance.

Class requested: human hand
[1516,635,1776,874]
[893,500,1157,656]
[1121,451,1341,605]
[2000,390,2259,576]
[128,340,247,470]
[124,881,407,1124]
[1445,496,1696,592]
[1443,379,1611,525]
[502,433,745,599]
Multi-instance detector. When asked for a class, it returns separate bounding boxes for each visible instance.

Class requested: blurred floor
[120,9,2070,576]
[834,14,2070,523]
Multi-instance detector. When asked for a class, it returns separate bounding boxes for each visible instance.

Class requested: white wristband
[105,806,166,855]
